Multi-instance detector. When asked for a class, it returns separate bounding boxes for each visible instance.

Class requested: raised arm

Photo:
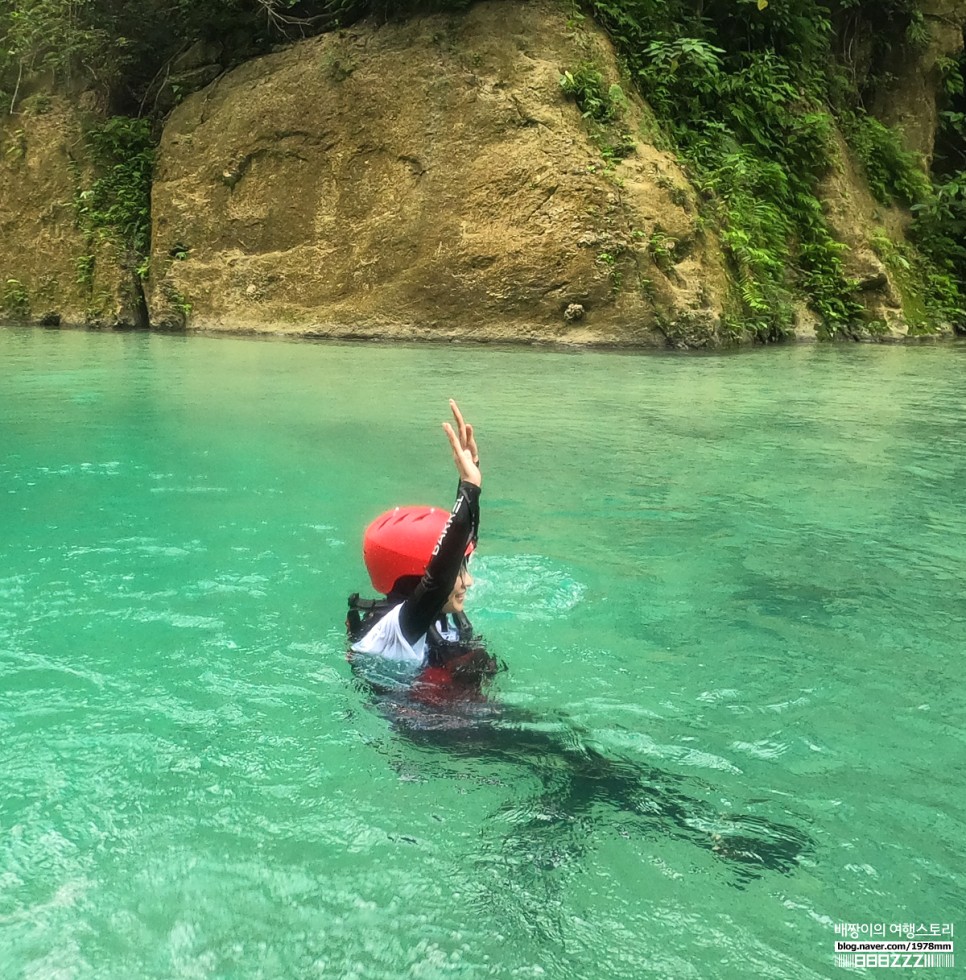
[399,401,481,643]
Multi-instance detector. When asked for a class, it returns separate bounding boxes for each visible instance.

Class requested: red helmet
[363,505,475,594]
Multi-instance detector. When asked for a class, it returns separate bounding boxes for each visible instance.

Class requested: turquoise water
[1,327,963,979]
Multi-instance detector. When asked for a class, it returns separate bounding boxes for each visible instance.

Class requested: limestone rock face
[0,99,132,327]
[819,132,906,337]
[874,0,966,163]
[149,1,731,344]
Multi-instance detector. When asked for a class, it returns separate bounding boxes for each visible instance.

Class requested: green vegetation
[842,111,930,207]
[76,116,154,270]
[646,231,677,274]
[2,278,30,320]
[560,61,635,161]
[910,50,966,324]
[577,0,965,338]
[0,0,963,339]
[560,62,627,123]
[75,253,95,296]
[596,248,625,291]
[67,116,154,324]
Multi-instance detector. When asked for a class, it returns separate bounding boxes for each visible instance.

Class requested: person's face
[442,562,473,614]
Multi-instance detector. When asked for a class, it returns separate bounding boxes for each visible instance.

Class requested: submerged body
[347,649,810,883]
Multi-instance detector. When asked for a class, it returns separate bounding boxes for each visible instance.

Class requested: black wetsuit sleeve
[398,481,480,645]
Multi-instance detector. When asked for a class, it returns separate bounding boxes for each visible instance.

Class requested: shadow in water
[350,659,813,897]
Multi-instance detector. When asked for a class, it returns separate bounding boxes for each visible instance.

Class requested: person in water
[347,399,498,697]
[346,401,811,883]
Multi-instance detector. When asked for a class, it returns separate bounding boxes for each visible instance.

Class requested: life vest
[346,593,502,685]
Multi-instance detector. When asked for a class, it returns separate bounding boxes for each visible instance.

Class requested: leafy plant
[873,231,964,332]
[75,253,95,291]
[596,248,624,291]
[2,278,30,320]
[646,230,678,273]
[909,46,966,330]
[842,111,930,206]
[4,127,27,160]
[75,116,154,274]
[560,62,627,123]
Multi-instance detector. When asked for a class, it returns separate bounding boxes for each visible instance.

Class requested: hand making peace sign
[442,399,481,487]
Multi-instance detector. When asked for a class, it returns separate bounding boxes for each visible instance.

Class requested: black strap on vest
[346,592,397,643]
[425,612,502,678]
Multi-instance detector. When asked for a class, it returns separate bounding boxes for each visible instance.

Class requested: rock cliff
[874,0,966,164]
[2,0,965,345]
[148,1,731,345]
[0,97,134,327]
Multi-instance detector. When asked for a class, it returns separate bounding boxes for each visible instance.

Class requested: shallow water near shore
[1,327,964,978]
